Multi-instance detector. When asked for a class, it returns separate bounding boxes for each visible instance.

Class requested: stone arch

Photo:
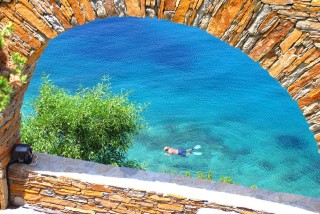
[0,0,319,209]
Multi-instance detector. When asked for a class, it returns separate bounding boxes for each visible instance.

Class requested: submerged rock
[258,160,276,172]
[276,135,307,150]
[313,174,320,185]
[281,172,301,183]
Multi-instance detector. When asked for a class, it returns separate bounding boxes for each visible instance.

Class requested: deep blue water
[22,17,320,198]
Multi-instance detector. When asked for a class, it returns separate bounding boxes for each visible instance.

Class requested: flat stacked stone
[8,153,319,214]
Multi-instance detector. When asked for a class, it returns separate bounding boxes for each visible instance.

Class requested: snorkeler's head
[164,146,169,152]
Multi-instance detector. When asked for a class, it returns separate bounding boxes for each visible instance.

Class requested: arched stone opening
[0,0,319,209]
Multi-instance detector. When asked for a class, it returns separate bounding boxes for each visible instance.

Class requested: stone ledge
[8,153,320,213]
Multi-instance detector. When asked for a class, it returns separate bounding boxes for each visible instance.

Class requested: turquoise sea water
[22,17,320,198]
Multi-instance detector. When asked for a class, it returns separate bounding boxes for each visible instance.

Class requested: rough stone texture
[268,47,297,77]
[90,0,107,18]
[207,0,246,38]
[312,0,320,6]
[172,0,193,24]
[7,153,320,214]
[261,0,293,5]
[125,0,143,17]
[79,0,96,21]
[288,64,320,97]
[249,20,295,62]
[0,176,8,209]
[165,0,177,11]
[0,0,320,210]
[0,59,39,209]
[15,2,58,39]
[298,88,320,109]
[297,20,320,32]
[279,29,303,53]
[114,0,128,17]
[68,0,86,25]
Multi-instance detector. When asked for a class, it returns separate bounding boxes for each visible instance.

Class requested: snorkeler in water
[163,145,202,157]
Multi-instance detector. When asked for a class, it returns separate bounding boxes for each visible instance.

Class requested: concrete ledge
[197,208,238,214]
[9,153,320,213]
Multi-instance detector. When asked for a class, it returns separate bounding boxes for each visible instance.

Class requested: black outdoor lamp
[11,144,33,164]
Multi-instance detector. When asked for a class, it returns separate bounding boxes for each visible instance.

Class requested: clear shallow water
[22,17,320,198]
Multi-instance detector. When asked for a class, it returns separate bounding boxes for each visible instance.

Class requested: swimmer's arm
[164,153,172,156]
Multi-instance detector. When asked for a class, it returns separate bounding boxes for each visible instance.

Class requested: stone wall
[0,0,319,209]
[0,58,39,209]
[7,153,320,214]
[9,170,263,214]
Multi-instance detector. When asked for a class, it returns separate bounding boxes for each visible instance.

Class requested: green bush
[21,77,146,169]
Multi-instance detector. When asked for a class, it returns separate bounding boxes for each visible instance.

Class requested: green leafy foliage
[219,176,235,184]
[0,76,13,110]
[0,22,14,112]
[163,169,257,188]
[21,77,147,169]
[205,171,213,181]
[10,52,27,84]
[11,52,27,74]
[0,22,13,48]
[20,74,27,84]
[197,171,203,179]
[0,22,27,112]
